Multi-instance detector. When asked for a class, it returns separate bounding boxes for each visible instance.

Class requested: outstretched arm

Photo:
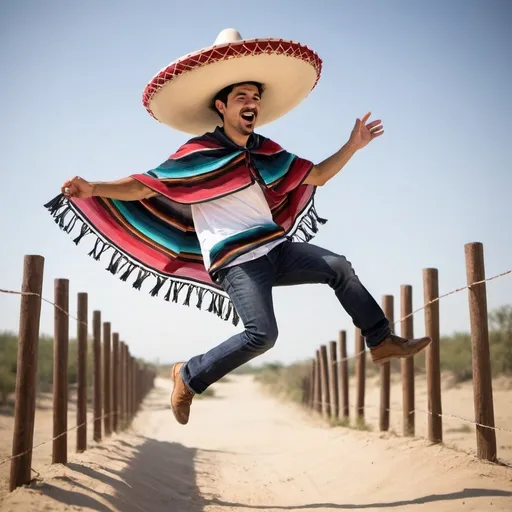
[61,176,157,201]
[304,112,383,186]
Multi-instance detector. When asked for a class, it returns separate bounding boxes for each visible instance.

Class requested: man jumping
[48,28,431,426]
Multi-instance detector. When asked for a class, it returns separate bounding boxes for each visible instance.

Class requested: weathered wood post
[328,340,339,419]
[338,330,349,420]
[120,341,126,429]
[465,242,497,462]
[308,358,315,409]
[355,328,365,423]
[103,322,111,436]
[319,345,330,418]
[76,292,88,452]
[93,310,102,442]
[380,295,393,432]
[9,255,45,491]
[424,268,442,443]
[400,285,415,436]
[53,278,69,464]
[112,332,119,432]
[314,349,321,413]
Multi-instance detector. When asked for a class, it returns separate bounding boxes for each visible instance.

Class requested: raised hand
[349,112,384,150]
[61,176,93,198]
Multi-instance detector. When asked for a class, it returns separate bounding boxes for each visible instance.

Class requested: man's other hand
[61,176,93,198]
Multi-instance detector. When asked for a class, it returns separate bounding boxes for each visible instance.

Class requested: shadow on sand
[206,487,512,510]
[31,434,512,512]
[36,436,208,512]
[23,386,512,511]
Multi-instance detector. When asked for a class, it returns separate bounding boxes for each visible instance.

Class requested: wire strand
[0,288,88,328]
[0,411,120,467]
[316,268,512,365]
[309,399,512,434]
[0,267,510,467]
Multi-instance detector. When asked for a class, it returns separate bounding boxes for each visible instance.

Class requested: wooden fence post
[338,330,349,420]
[93,310,102,442]
[308,358,315,409]
[9,255,45,491]
[132,357,137,416]
[112,332,119,433]
[53,278,69,464]
[119,341,126,429]
[424,268,442,443]
[76,292,88,452]
[133,360,137,412]
[127,351,133,421]
[355,328,365,423]
[319,345,330,419]
[103,322,111,436]
[328,340,339,419]
[400,285,415,436]
[380,295,393,432]
[314,349,321,413]
[124,344,130,426]
[464,242,497,462]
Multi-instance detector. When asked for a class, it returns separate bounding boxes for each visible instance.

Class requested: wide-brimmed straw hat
[142,28,322,135]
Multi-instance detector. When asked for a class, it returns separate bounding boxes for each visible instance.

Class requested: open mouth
[240,111,256,124]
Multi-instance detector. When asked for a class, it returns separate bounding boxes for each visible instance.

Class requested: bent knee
[326,254,354,278]
[324,254,357,288]
[246,323,279,352]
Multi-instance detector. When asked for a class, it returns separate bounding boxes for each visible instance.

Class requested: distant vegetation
[0,333,150,406]
[253,305,512,404]
[1,305,510,406]
[0,333,93,405]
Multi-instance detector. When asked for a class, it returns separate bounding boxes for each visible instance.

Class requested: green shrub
[0,331,133,403]
[255,360,310,403]
[0,332,18,403]
[252,305,512,402]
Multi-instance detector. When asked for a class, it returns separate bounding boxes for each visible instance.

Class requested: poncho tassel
[43,195,241,326]
[43,182,326,329]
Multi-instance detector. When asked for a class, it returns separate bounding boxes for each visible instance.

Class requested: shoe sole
[372,339,432,365]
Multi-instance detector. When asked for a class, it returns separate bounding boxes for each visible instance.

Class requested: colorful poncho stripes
[44,127,327,325]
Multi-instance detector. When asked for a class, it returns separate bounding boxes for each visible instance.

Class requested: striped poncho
[44,127,327,325]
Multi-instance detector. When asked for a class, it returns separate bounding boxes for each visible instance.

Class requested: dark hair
[211,81,264,120]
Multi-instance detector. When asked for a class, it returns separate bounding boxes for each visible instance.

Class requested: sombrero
[142,28,322,135]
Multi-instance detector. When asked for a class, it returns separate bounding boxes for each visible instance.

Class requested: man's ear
[214,99,225,116]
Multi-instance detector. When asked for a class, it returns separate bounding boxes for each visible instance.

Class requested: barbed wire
[0,288,88,329]
[395,268,512,328]
[0,411,119,467]
[0,266,510,472]
[0,285,143,471]
[319,267,512,365]
[2,267,510,357]
[309,399,512,434]
[304,268,512,437]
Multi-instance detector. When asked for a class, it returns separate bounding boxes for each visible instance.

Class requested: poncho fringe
[43,128,327,326]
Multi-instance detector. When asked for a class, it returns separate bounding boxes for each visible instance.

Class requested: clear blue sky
[1,0,511,366]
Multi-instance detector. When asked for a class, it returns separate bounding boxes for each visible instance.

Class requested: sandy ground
[0,387,98,498]
[0,375,511,512]
[349,371,512,465]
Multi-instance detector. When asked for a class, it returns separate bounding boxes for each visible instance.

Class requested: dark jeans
[181,240,390,393]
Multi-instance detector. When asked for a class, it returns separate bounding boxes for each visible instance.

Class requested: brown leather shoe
[370,333,432,364]
[170,362,194,425]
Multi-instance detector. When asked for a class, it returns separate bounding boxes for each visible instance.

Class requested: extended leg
[274,241,390,346]
[273,241,431,361]
[171,256,278,424]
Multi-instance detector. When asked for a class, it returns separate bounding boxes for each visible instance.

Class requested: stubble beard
[238,123,253,136]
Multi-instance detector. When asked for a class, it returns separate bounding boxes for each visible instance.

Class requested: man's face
[215,83,261,137]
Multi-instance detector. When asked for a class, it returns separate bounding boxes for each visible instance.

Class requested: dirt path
[0,375,511,511]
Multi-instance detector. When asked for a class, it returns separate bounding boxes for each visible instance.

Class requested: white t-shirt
[191,183,285,270]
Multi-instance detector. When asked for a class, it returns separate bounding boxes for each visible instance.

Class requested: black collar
[211,126,260,149]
